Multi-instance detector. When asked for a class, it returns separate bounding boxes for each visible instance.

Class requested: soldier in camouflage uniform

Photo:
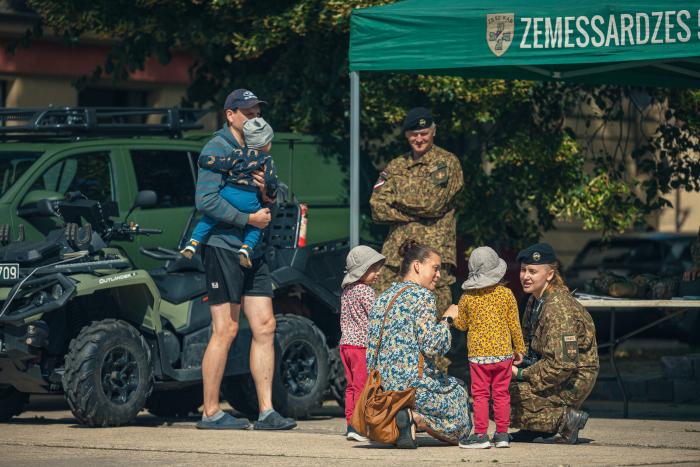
[370,107,464,315]
[510,243,599,444]
[683,226,700,281]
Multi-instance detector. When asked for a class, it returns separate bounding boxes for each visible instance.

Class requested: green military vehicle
[0,108,351,268]
[0,107,352,424]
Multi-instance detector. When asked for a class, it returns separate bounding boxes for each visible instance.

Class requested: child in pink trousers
[452,246,525,449]
[339,245,385,441]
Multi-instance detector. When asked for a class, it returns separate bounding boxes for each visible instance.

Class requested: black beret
[402,107,434,132]
[516,242,557,265]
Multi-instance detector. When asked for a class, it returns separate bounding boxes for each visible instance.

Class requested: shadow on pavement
[582,400,700,421]
[353,435,454,449]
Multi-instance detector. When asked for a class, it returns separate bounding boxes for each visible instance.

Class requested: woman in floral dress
[367,240,472,447]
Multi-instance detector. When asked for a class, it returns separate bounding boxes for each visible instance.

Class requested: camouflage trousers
[373,264,456,316]
[510,377,596,433]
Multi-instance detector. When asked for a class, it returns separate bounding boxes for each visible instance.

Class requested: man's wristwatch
[440,316,454,327]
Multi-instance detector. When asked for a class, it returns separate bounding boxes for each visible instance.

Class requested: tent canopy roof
[349,0,700,87]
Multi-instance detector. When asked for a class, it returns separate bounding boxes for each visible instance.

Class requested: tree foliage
[20,0,700,247]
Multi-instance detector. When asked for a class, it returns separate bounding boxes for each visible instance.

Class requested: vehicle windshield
[577,240,663,267]
[0,151,43,197]
[576,237,694,268]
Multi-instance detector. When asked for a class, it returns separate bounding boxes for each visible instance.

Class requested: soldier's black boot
[558,408,589,444]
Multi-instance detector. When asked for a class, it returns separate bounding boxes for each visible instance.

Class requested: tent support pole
[350,70,360,248]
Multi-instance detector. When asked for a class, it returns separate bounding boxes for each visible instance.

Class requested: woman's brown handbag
[351,285,424,444]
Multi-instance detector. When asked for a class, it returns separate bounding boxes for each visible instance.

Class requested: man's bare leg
[241,295,276,413]
[202,302,240,417]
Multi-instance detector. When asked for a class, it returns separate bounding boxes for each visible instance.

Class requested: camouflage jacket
[369,145,464,268]
[521,287,599,393]
[692,226,700,268]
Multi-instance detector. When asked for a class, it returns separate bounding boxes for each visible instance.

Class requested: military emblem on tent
[486,13,515,57]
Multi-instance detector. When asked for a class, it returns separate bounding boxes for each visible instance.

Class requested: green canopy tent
[347,0,700,246]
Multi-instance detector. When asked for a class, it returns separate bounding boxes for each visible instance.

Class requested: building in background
[543,93,700,267]
[0,0,213,127]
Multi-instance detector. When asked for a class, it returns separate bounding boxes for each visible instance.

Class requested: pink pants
[469,358,513,434]
[340,345,368,424]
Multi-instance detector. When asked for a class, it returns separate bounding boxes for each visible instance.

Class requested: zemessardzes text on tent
[519,10,700,49]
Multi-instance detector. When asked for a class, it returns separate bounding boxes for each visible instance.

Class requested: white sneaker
[459,433,492,449]
[180,245,196,259]
[492,432,511,448]
[238,245,253,268]
[346,429,368,442]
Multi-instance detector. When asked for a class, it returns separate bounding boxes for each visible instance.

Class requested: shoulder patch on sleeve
[561,334,579,363]
[373,171,388,190]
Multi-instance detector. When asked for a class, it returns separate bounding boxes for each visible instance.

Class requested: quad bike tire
[0,385,29,421]
[222,372,287,418]
[146,385,203,418]
[222,314,330,419]
[62,319,153,427]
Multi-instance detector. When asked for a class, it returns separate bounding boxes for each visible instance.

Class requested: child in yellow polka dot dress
[451,246,525,449]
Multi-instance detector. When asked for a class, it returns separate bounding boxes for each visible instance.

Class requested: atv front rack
[0,257,132,324]
[0,273,75,324]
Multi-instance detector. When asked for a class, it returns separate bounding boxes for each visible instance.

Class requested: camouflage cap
[517,242,557,265]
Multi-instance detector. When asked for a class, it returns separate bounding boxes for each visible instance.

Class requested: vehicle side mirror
[134,190,157,209]
[125,190,157,221]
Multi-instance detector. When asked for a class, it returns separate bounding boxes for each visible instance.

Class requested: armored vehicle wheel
[222,314,330,419]
[0,385,29,421]
[62,319,153,427]
[328,346,346,409]
[146,385,203,418]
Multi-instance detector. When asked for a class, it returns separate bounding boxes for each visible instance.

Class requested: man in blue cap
[195,88,295,430]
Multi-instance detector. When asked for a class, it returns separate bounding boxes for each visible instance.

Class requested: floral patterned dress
[366,281,472,442]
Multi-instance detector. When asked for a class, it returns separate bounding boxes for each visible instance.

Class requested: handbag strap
[372,284,425,380]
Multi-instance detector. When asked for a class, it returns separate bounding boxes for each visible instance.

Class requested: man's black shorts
[202,245,273,305]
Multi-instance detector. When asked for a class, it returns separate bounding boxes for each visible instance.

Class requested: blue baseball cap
[224,89,267,110]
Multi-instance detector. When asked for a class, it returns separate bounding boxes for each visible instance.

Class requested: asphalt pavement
[0,397,699,466]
